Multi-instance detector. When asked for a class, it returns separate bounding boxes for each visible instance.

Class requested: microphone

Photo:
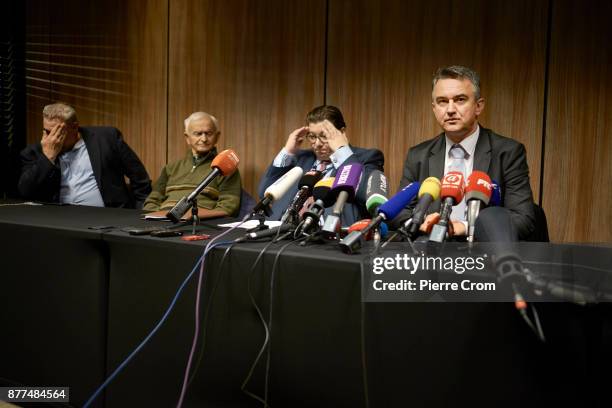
[405,177,441,237]
[252,167,304,215]
[166,149,240,222]
[465,171,493,243]
[280,170,323,225]
[321,163,364,236]
[428,171,465,243]
[339,181,420,254]
[300,177,336,234]
[365,170,389,214]
[490,180,502,206]
[235,223,294,242]
[347,219,389,240]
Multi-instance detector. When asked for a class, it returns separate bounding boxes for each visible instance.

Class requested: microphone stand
[190,198,199,235]
[246,210,270,233]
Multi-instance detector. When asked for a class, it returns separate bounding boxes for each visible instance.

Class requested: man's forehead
[307,121,325,133]
[432,78,475,97]
[43,118,62,126]
[189,118,215,131]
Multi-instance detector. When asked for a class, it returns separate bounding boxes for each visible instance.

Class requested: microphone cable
[186,241,237,388]
[83,239,234,408]
[176,214,252,408]
[263,235,306,407]
[240,239,277,406]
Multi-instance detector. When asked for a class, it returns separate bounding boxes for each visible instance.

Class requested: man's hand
[41,122,66,162]
[284,126,309,155]
[419,212,465,237]
[450,220,466,236]
[321,120,349,152]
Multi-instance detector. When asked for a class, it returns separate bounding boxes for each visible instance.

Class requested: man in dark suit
[258,105,384,225]
[396,66,535,240]
[18,102,151,208]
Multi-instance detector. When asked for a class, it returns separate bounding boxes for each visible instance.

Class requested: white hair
[183,111,219,133]
[43,102,78,123]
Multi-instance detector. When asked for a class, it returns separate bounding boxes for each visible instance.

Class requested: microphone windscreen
[329,163,363,202]
[419,177,441,200]
[299,170,323,192]
[366,170,388,198]
[264,167,303,201]
[465,171,492,204]
[378,181,421,220]
[347,219,389,239]
[347,219,370,233]
[366,194,387,214]
[211,149,240,176]
[491,180,502,206]
[440,171,465,203]
[312,177,336,204]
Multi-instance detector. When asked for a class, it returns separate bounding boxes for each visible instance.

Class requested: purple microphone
[321,162,364,235]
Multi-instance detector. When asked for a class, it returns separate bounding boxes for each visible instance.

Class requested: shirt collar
[445,124,480,159]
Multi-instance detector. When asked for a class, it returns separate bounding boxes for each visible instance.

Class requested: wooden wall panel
[25,0,51,144]
[543,0,612,242]
[326,0,548,201]
[25,0,168,180]
[168,0,325,197]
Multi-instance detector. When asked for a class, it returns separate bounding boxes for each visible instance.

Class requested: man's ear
[475,98,485,116]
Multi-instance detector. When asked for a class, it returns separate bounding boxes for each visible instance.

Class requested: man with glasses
[18,102,151,208]
[258,105,384,224]
[143,111,241,218]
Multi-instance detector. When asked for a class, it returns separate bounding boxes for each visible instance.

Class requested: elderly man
[395,65,535,240]
[258,105,384,225]
[18,102,151,208]
[143,112,241,218]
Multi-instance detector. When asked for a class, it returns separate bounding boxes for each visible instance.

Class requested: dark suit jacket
[396,127,535,239]
[258,145,385,225]
[18,126,152,209]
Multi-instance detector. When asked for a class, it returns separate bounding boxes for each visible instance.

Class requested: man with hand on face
[394,65,535,241]
[18,102,151,208]
[258,105,384,225]
[143,112,241,218]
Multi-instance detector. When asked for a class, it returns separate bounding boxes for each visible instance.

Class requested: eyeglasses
[190,130,217,139]
[306,134,328,143]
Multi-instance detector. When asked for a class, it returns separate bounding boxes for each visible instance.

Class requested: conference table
[1,202,610,408]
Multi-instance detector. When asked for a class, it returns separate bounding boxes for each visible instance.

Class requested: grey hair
[184,112,219,133]
[42,102,78,123]
[432,65,481,99]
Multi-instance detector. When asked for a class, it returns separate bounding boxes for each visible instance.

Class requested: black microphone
[234,223,294,242]
[300,177,336,234]
[280,170,323,225]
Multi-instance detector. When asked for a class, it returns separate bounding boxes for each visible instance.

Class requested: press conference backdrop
[22,0,611,243]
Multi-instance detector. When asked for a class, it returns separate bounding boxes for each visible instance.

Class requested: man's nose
[446,100,457,114]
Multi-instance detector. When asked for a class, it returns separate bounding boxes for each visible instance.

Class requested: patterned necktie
[449,144,468,221]
[299,160,332,216]
[317,160,332,174]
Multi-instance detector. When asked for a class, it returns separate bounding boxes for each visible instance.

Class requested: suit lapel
[302,153,317,174]
[81,127,103,189]
[428,134,446,179]
[473,127,492,173]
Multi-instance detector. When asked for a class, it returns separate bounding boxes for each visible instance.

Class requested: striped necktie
[449,144,468,221]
